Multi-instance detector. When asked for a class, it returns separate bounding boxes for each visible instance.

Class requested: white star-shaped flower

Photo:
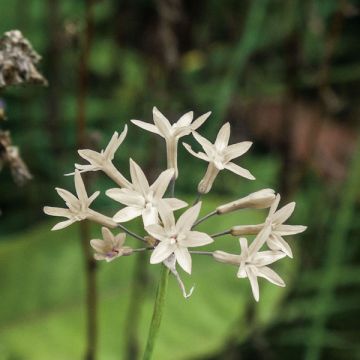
[183,122,255,194]
[131,107,211,178]
[146,202,213,274]
[265,194,307,258]
[90,227,132,262]
[213,227,286,301]
[106,159,187,226]
[70,125,131,188]
[44,170,100,230]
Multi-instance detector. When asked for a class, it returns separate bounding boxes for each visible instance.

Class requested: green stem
[142,265,170,360]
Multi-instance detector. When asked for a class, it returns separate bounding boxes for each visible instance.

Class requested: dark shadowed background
[0,0,359,359]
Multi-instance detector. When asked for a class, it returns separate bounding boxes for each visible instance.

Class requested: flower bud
[216,189,275,214]
[213,250,241,265]
[230,224,264,236]
[198,163,220,194]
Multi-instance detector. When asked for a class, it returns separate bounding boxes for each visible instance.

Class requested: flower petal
[153,107,172,138]
[182,231,213,247]
[223,141,252,162]
[104,125,128,160]
[275,224,307,235]
[253,249,287,265]
[129,159,150,195]
[192,131,215,157]
[51,219,76,231]
[256,266,285,287]
[215,122,231,151]
[225,162,255,180]
[244,265,260,302]
[248,225,271,256]
[150,168,174,199]
[145,224,168,241]
[87,191,100,207]
[43,206,71,218]
[78,149,103,165]
[191,111,211,130]
[176,202,202,233]
[150,241,176,264]
[113,206,143,223]
[74,170,88,204]
[142,205,159,226]
[174,247,192,274]
[101,227,114,245]
[272,202,295,225]
[106,188,145,207]
[267,234,293,258]
[114,233,126,248]
[162,198,188,210]
[176,111,193,127]
[158,202,176,230]
[268,194,280,218]
[55,188,78,208]
[90,239,106,254]
[182,143,209,162]
[131,120,161,136]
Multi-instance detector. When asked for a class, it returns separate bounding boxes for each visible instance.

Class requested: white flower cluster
[44,107,306,301]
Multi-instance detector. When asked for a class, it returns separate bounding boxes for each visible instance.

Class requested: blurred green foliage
[0,0,360,359]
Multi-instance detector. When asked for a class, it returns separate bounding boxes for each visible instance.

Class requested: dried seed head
[0,30,47,88]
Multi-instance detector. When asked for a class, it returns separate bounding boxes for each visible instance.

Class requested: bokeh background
[1,0,360,359]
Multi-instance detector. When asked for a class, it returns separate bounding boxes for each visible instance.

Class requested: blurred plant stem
[76,0,96,359]
[124,251,148,360]
[143,264,170,360]
[305,132,360,360]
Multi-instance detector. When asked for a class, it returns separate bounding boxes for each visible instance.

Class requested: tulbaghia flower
[216,189,276,214]
[183,122,255,194]
[213,228,286,301]
[44,170,117,230]
[146,202,213,274]
[106,159,187,226]
[90,227,132,262]
[72,125,131,188]
[131,107,211,178]
[231,194,307,258]
[264,194,307,258]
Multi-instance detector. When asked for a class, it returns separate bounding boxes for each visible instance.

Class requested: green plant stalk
[305,133,360,360]
[142,265,170,360]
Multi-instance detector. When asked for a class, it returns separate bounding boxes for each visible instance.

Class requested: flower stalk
[143,265,170,360]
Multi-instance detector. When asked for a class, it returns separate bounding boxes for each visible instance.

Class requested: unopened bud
[230,224,264,236]
[213,250,241,265]
[216,189,275,214]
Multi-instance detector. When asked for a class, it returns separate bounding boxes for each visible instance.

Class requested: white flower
[71,125,131,188]
[213,227,286,302]
[146,202,213,274]
[216,189,276,214]
[131,107,211,178]
[183,122,255,194]
[90,227,132,262]
[265,194,307,258]
[106,159,187,226]
[44,170,100,230]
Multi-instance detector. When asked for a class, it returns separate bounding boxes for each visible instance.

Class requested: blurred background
[0,0,360,359]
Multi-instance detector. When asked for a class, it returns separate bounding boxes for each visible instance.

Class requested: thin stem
[192,210,217,228]
[117,224,147,243]
[143,265,170,360]
[189,251,214,256]
[132,247,154,253]
[211,230,231,238]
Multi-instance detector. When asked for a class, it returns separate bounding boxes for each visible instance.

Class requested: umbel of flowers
[44,107,306,301]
